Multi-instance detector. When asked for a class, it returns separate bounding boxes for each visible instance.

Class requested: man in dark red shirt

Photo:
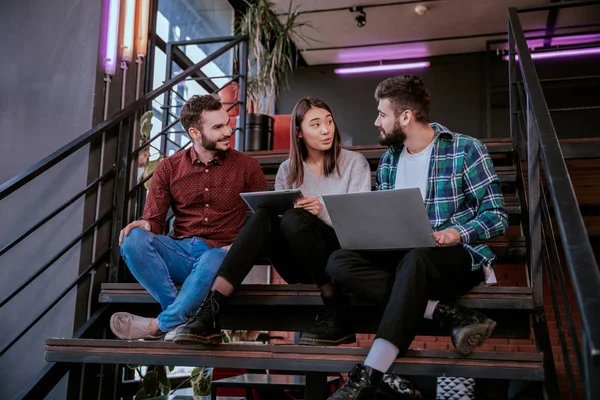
[109,94,267,341]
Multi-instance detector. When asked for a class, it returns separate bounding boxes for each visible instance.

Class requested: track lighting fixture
[350,6,366,28]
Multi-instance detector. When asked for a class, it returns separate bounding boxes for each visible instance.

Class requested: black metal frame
[0,35,249,399]
[485,28,600,138]
[160,36,249,154]
[508,2,600,399]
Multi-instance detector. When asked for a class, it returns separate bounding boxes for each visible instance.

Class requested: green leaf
[235,0,315,114]
[162,379,171,395]
[168,365,175,372]
[221,330,230,343]
[134,388,149,400]
[143,371,159,395]
[126,364,140,370]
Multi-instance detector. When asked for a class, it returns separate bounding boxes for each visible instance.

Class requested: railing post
[109,118,133,283]
[527,94,543,307]
[508,24,518,143]
[236,38,248,152]
[161,43,173,155]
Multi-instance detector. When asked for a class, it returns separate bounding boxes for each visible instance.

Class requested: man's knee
[397,248,435,276]
[196,248,227,271]
[120,228,152,259]
[280,208,311,236]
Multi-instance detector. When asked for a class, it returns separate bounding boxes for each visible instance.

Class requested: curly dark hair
[180,94,223,133]
[374,75,430,123]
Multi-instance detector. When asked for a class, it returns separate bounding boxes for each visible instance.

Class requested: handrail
[509,6,600,359]
[0,35,247,201]
[0,249,111,357]
[508,4,600,398]
[0,167,116,258]
[0,208,114,309]
[2,34,249,400]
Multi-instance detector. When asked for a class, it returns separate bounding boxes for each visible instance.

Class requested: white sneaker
[164,324,184,341]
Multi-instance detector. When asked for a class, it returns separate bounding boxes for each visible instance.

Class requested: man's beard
[378,120,406,146]
[200,131,229,152]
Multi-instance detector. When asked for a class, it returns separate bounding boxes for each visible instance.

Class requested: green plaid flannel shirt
[376,123,509,270]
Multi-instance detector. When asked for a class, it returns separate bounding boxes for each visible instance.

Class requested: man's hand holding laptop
[433,227,461,245]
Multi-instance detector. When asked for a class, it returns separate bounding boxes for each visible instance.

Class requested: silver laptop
[322,188,437,250]
[241,189,303,215]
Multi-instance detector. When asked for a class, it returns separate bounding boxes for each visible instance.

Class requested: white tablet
[240,189,303,215]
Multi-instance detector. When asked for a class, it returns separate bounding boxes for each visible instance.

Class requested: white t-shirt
[394,140,435,200]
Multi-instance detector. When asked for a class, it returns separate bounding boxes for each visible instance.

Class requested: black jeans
[325,246,484,356]
[217,208,341,287]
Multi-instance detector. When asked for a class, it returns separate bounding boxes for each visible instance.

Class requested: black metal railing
[508,2,600,399]
[0,35,248,397]
[485,13,600,138]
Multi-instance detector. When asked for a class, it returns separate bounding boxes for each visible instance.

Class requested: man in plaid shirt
[327,75,508,400]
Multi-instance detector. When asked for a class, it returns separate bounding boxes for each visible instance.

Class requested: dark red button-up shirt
[143,147,267,248]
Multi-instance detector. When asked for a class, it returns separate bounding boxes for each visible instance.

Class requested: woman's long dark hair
[287,97,342,187]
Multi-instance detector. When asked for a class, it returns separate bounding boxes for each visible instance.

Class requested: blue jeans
[120,228,226,332]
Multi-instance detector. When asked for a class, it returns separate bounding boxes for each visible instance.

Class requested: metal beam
[155,36,218,94]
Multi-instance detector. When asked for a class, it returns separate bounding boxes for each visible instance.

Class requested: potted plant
[235,0,312,151]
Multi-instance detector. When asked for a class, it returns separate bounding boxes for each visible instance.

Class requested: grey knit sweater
[275,149,372,225]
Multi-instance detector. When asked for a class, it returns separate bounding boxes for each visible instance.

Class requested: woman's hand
[295,196,323,216]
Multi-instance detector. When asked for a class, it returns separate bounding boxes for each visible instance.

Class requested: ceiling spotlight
[415,5,428,16]
[351,6,366,28]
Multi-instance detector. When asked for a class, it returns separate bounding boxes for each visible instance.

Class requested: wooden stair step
[100,283,533,338]
[45,339,544,382]
[99,283,533,310]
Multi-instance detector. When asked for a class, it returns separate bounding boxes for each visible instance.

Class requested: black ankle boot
[328,364,382,400]
[433,302,496,355]
[173,290,227,345]
[299,292,356,346]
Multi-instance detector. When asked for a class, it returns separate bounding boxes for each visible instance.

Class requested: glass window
[151,0,235,156]
[157,0,234,74]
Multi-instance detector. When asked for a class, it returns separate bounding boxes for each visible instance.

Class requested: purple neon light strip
[334,61,430,75]
[104,0,121,75]
[503,47,600,61]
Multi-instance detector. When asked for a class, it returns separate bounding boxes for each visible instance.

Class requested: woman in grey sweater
[173,97,371,346]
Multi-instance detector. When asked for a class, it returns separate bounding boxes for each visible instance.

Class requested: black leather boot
[299,292,356,346]
[434,302,496,355]
[328,364,382,400]
[172,290,227,345]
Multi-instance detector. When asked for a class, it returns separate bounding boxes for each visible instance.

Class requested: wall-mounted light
[103,0,121,75]
[135,0,150,58]
[134,0,151,101]
[334,61,430,75]
[350,6,366,28]
[503,47,600,61]
[121,0,136,62]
